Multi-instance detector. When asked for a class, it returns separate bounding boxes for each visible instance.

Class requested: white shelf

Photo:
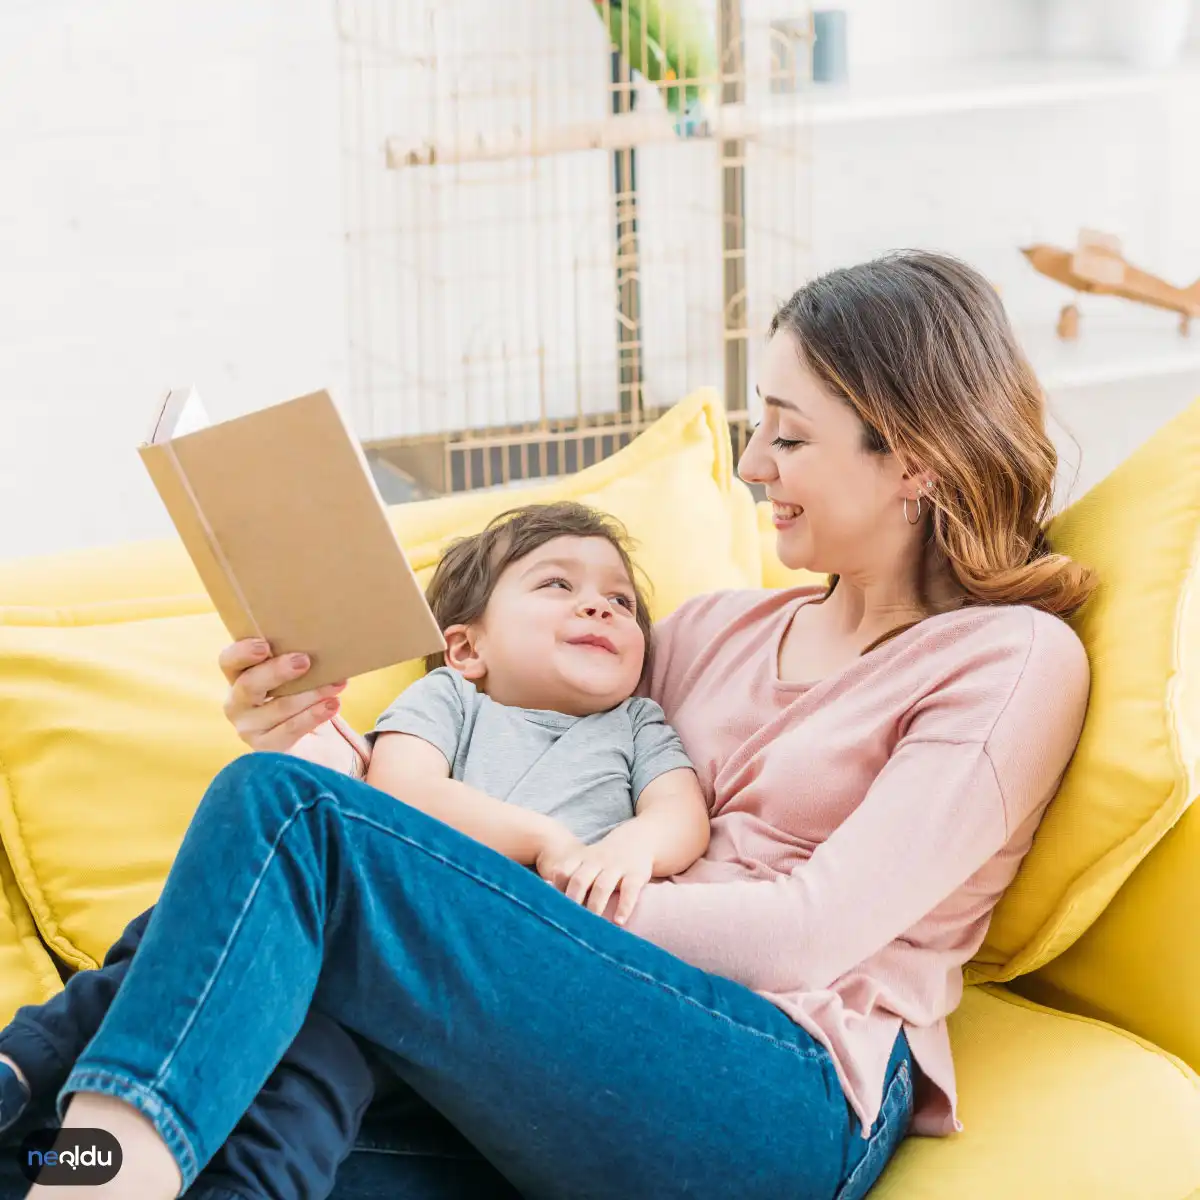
[1018,319,1200,392]
[386,55,1200,167]
[793,54,1200,126]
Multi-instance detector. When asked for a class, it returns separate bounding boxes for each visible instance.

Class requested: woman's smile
[771,500,804,529]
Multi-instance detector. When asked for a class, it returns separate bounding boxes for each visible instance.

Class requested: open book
[139,387,445,697]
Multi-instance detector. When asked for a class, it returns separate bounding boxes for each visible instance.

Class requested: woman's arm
[626,739,1013,992]
[368,732,577,866]
[625,615,1091,994]
[304,715,371,778]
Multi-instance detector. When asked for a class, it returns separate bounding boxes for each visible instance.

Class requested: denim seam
[59,1065,198,1186]
[148,805,308,1099]
[67,779,822,1188]
[834,1061,911,1200]
[69,790,352,1186]
[352,1145,490,1161]
[2,1015,74,1078]
[335,799,826,1064]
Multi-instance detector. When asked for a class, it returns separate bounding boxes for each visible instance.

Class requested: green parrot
[591,0,717,119]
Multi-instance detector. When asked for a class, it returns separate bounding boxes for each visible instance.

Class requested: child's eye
[540,577,571,591]
[612,593,635,611]
[771,436,805,451]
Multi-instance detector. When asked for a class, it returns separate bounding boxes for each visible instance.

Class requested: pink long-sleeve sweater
[626,586,1090,1138]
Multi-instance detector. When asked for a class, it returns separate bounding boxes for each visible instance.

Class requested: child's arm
[368,732,579,866]
[536,769,709,926]
[536,703,710,924]
[617,697,710,875]
[599,767,710,877]
[548,768,709,908]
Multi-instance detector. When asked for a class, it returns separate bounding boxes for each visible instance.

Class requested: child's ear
[442,624,486,682]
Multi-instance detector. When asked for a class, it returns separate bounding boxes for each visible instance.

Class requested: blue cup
[812,9,849,84]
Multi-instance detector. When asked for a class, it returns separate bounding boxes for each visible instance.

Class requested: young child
[367,499,709,921]
[0,500,709,1198]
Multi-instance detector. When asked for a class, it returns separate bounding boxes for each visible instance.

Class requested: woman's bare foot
[24,1093,182,1199]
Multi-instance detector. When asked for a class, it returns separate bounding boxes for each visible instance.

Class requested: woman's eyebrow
[755,386,807,417]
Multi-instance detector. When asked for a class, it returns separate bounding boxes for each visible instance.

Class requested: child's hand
[536,836,654,926]
[534,830,588,892]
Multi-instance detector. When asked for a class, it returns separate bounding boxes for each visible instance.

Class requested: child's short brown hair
[423,501,654,674]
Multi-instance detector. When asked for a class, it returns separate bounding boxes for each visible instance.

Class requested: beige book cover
[139,387,445,697]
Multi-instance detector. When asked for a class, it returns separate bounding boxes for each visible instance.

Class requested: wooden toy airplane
[1021,229,1200,340]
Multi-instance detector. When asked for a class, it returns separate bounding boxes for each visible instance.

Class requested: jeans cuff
[60,1065,200,1191]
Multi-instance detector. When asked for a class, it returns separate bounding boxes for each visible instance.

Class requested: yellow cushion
[0,542,204,609]
[0,389,760,968]
[386,389,762,605]
[1016,534,1200,1071]
[970,396,1200,982]
[0,849,61,1024]
[874,985,1200,1199]
[1016,793,1200,1075]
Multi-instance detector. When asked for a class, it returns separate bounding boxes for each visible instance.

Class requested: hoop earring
[903,496,923,525]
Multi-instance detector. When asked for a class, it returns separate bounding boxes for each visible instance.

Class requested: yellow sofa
[1,389,1198,1199]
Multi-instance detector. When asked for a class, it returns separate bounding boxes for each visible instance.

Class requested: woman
[35,251,1094,1200]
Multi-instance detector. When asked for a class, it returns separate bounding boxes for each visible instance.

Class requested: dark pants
[0,908,376,1200]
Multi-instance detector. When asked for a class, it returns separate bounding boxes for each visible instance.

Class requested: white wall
[802,0,1200,506]
[344,0,1200,501]
[2,0,1199,562]
[0,0,347,561]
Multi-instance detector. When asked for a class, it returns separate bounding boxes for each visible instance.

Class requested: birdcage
[338,0,816,497]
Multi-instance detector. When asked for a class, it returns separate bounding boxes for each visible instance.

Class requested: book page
[148,387,211,444]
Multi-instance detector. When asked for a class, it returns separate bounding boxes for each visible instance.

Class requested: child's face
[447,536,646,716]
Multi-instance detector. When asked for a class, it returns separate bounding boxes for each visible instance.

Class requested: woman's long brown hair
[770,251,1096,619]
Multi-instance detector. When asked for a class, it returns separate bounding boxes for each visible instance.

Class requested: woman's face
[739,330,915,577]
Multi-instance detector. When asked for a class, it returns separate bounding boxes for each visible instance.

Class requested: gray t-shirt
[366,667,694,845]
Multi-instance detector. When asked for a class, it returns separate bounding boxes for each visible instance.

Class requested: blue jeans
[61,754,913,1199]
[0,909,377,1200]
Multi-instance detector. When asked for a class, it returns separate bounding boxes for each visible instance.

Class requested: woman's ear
[442,624,486,682]
[900,463,937,500]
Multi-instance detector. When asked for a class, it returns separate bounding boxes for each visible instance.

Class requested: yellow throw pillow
[0,850,61,1024]
[0,389,760,968]
[970,396,1200,981]
[1013,550,1200,1071]
[386,388,762,615]
[0,541,202,608]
